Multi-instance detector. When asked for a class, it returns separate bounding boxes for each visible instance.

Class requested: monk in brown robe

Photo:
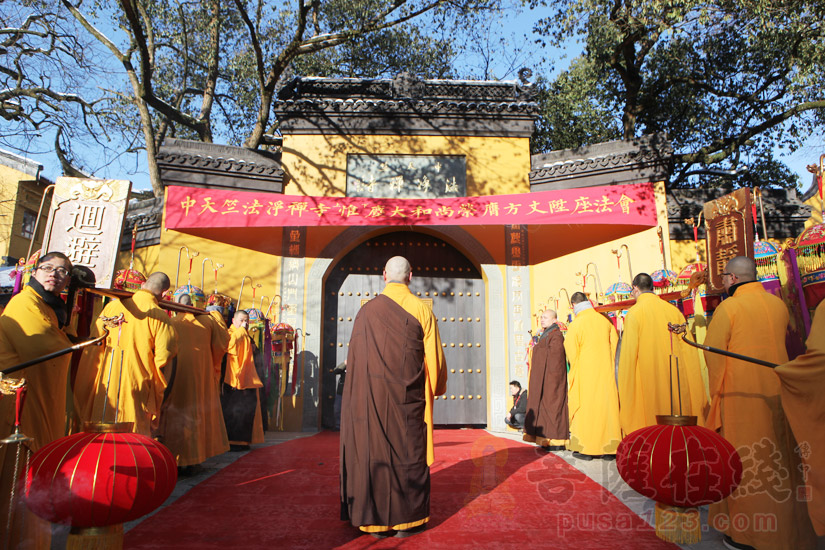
[523,309,569,450]
[340,256,447,539]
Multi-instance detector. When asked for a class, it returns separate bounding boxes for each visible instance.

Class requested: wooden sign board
[43,177,131,288]
[703,188,754,294]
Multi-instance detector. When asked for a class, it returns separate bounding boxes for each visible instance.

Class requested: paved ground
[494,431,726,550]
[123,429,730,550]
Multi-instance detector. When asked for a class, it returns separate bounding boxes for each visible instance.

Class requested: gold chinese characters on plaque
[703,188,754,294]
[43,177,132,288]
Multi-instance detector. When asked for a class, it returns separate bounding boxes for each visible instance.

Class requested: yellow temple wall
[280,135,531,197]
[0,165,48,262]
[669,238,706,276]
[528,181,671,326]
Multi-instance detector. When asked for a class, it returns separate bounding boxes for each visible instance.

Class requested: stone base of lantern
[654,502,700,544]
[67,524,123,550]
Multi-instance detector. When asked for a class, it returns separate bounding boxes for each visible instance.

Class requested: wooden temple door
[322,231,487,428]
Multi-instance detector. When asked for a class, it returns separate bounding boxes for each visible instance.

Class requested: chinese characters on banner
[346,154,466,199]
[280,227,307,395]
[703,188,754,294]
[505,225,532,382]
[505,224,528,267]
[43,177,131,288]
[283,226,307,259]
[165,182,657,230]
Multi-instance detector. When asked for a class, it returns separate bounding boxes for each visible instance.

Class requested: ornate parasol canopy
[797,223,825,308]
[113,269,146,292]
[605,281,632,300]
[173,284,206,308]
[754,240,781,283]
[652,268,678,289]
[677,263,706,285]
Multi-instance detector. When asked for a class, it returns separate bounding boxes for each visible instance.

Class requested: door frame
[302,226,509,432]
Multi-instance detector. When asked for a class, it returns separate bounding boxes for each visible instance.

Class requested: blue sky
[11,3,824,195]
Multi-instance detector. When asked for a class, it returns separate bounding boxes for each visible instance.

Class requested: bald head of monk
[383,256,412,285]
[142,272,171,300]
[539,309,557,329]
[233,310,249,329]
[631,273,654,298]
[723,256,757,293]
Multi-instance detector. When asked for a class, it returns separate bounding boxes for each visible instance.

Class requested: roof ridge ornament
[391,72,425,99]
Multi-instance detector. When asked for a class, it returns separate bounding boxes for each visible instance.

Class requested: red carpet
[125,430,677,549]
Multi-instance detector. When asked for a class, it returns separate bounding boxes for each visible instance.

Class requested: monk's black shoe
[722,535,756,550]
[542,445,565,452]
[572,451,594,461]
[369,530,395,539]
[395,524,427,538]
[601,454,616,461]
[229,444,250,452]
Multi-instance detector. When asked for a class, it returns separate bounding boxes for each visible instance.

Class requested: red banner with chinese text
[165,182,657,229]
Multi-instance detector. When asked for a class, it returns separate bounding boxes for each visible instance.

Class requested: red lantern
[617,415,742,544]
[24,422,177,548]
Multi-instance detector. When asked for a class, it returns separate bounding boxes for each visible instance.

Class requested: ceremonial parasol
[557,287,573,324]
[796,223,825,309]
[113,224,146,292]
[173,246,205,308]
[677,262,707,286]
[679,216,708,287]
[202,258,232,314]
[652,227,678,291]
[265,295,281,323]
[585,262,604,304]
[607,245,633,302]
[271,322,295,430]
[754,240,781,283]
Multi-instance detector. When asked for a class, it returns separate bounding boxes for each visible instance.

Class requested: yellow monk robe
[564,306,621,455]
[618,292,707,435]
[78,290,178,436]
[0,286,72,549]
[775,298,825,535]
[159,312,229,466]
[70,294,108,432]
[224,325,264,445]
[383,282,448,466]
[704,282,816,550]
[199,311,231,458]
